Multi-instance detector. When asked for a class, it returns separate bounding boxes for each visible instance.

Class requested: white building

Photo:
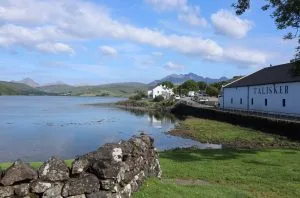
[219,62,300,117]
[148,85,174,99]
[188,91,195,97]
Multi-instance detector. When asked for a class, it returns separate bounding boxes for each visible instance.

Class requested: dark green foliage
[176,80,199,95]
[129,90,147,100]
[232,0,300,58]
[153,95,164,102]
[197,81,207,90]
[289,60,300,76]
[206,86,219,97]
[160,81,174,89]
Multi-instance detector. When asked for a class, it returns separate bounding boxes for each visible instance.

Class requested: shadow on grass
[243,159,281,167]
[159,148,261,162]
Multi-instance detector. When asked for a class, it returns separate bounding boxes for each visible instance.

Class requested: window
[231,98,233,104]
[251,98,254,105]
[240,98,242,104]
[282,99,286,107]
[265,99,268,106]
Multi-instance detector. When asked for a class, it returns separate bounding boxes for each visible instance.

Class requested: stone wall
[0,134,161,198]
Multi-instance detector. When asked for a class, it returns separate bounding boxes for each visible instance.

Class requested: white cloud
[144,0,188,11]
[211,9,253,39]
[178,6,207,27]
[99,46,118,56]
[224,47,267,67]
[36,42,74,55]
[164,61,185,71]
[0,0,266,67]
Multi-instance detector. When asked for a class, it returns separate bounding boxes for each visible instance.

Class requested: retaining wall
[0,134,161,198]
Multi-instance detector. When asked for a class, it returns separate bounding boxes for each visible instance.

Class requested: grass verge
[0,160,73,170]
[134,148,300,198]
[170,117,300,148]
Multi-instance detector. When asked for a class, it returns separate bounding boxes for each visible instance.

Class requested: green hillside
[0,81,48,96]
[37,82,149,97]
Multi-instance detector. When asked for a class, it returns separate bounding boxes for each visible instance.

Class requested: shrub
[153,95,164,102]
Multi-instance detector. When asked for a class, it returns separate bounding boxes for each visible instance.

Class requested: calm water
[0,96,220,162]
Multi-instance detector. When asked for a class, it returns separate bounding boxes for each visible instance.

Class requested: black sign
[253,85,288,95]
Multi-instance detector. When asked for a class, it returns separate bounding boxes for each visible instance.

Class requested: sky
[0,0,298,85]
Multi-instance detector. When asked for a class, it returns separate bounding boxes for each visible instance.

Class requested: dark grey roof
[224,62,300,88]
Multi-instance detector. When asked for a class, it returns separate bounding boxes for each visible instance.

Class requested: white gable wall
[222,82,300,116]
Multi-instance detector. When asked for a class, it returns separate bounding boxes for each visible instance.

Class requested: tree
[179,80,199,92]
[160,81,174,89]
[206,86,219,97]
[232,0,300,60]
[197,81,207,90]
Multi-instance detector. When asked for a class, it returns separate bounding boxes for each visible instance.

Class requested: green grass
[171,118,300,148]
[0,160,73,170]
[134,148,300,198]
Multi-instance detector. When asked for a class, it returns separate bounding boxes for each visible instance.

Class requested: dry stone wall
[0,134,161,198]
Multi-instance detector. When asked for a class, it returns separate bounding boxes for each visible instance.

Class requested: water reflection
[0,96,221,162]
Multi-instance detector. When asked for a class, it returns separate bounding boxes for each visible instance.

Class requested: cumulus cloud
[146,0,206,27]
[144,0,188,11]
[99,46,118,56]
[211,9,253,39]
[36,42,74,54]
[0,0,266,67]
[224,47,267,67]
[164,61,185,71]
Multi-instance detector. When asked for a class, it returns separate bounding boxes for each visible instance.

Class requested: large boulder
[0,186,14,198]
[62,173,100,197]
[42,182,64,198]
[0,160,37,186]
[72,144,123,175]
[67,195,86,198]
[30,180,52,194]
[86,191,118,198]
[13,183,30,196]
[38,156,69,181]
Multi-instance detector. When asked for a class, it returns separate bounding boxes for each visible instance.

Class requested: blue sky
[0,0,297,85]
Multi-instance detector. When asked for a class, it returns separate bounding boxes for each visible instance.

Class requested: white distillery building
[219,62,300,116]
[147,85,174,99]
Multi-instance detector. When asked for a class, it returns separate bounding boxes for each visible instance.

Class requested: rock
[67,195,86,198]
[91,161,125,182]
[30,180,52,194]
[72,144,123,175]
[0,186,14,198]
[0,160,37,186]
[120,183,132,198]
[42,182,64,198]
[13,183,30,196]
[86,191,118,198]
[38,156,69,181]
[62,173,100,197]
[100,179,115,191]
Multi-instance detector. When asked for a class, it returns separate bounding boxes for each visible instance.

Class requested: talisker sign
[253,85,289,95]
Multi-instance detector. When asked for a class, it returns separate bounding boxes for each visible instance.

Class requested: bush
[129,91,147,100]
[153,95,164,102]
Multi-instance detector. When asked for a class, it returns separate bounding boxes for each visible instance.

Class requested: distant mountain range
[1,74,230,96]
[149,73,228,86]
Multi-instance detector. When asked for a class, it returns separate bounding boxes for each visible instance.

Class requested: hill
[0,81,48,95]
[37,82,149,97]
[12,78,39,87]
[149,73,228,86]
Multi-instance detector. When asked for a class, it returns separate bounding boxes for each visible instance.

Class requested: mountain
[37,82,149,97]
[12,78,39,88]
[0,81,48,95]
[149,73,228,86]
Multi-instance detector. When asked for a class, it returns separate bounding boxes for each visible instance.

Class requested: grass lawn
[134,148,300,198]
[170,117,300,148]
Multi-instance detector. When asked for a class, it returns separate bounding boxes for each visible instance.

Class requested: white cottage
[219,62,300,117]
[148,85,174,99]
